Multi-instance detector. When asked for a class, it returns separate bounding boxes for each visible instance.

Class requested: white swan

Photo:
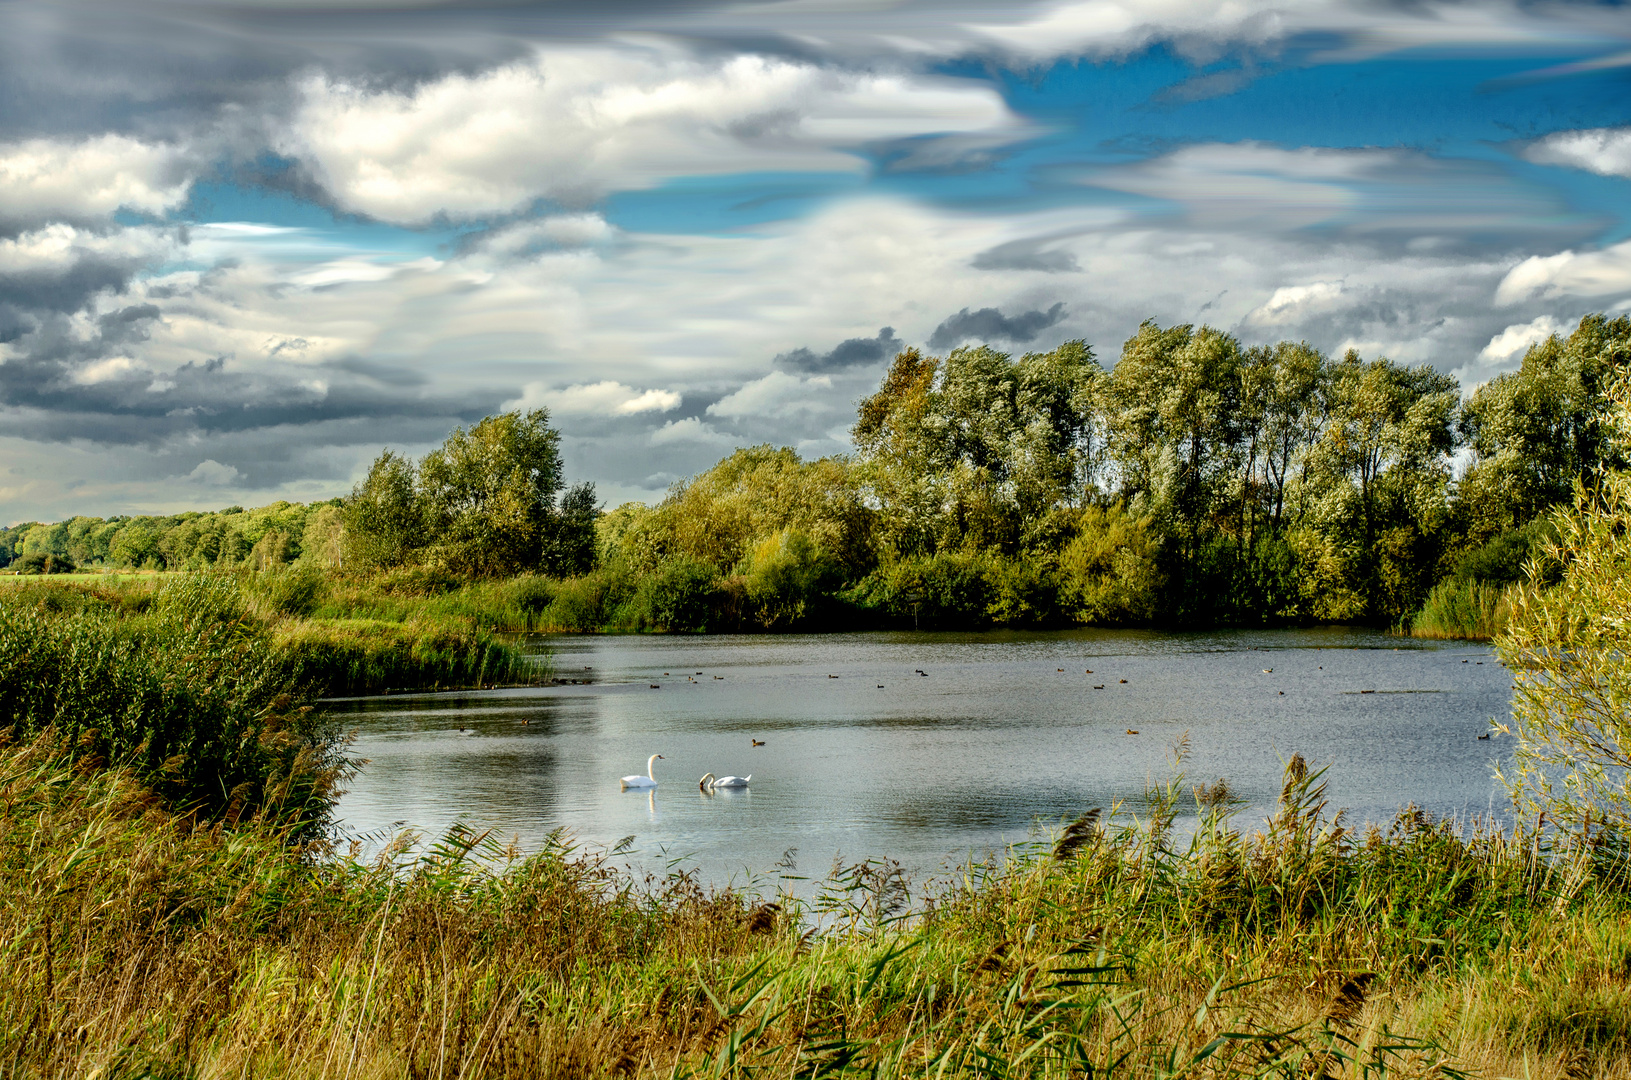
[621,754,663,790]
[699,772,751,791]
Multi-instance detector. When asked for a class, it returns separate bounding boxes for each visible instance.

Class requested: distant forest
[6,313,1629,632]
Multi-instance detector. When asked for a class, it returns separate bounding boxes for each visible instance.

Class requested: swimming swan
[621,754,663,790]
[699,772,751,791]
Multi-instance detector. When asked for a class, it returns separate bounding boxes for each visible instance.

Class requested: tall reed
[1,743,1627,1078]
[1407,578,1512,640]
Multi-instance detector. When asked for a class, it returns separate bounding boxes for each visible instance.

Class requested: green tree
[1497,374,1631,834]
[1296,350,1459,621]
[342,450,422,571]
[1459,314,1631,540]
[854,341,1102,557]
[417,410,565,577]
[1106,323,1244,556]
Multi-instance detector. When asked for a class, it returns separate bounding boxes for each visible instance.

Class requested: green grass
[0,741,1627,1078]
[1407,579,1513,640]
[0,574,543,833]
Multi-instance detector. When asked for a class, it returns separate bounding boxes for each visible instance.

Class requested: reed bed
[1,740,1627,1079]
[1407,580,1513,641]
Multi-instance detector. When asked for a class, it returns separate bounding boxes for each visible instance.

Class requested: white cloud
[962,0,1601,62]
[968,0,1329,59]
[707,371,834,419]
[280,48,1022,224]
[1523,126,1631,179]
[1087,143,1368,228]
[184,460,241,486]
[1478,315,1567,364]
[1245,280,1345,325]
[650,417,734,446]
[0,135,194,226]
[0,222,174,276]
[1083,141,1561,234]
[73,356,144,385]
[1495,239,1631,305]
[507,380,681,416]
[477,215,616,259]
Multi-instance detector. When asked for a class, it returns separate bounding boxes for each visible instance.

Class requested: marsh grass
[2,742,1628,1079]
[0,574,540,833]
[1407,580,1512,641]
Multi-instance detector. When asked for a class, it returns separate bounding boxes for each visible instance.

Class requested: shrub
[0,580,341,832]
[741,529,839,628]
[621,557,720,632]
[1409,578,1511,640]
[1058,504,1163,625]
[543,569,623,631]
[245,564,327,619]
[14,552,77,574]
[847,551,997,628]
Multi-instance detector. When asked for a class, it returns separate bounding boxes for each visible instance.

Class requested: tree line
[6,313,1628,632]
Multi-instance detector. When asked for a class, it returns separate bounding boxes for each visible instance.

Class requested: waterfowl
[1120,679,1127,684]
[1093,685,1105,689]
[699,772,750,791]
[1126,729,1139,735]
[1477,732,1491,740]
[621,754,663,790]
[752,739,765,746]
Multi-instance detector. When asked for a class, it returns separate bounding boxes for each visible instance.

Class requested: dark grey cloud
[928,303,1066,348]
[0,299,502,452]
[775,326,902,372]
[972,239,1080,273]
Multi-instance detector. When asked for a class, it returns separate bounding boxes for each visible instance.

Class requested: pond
[328,628,1513,887]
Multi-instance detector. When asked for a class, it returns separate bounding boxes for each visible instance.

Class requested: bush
[847,551,997,628]
[1499,460,1631,833]
[1452,518,1556,585]
[620,557,720,632]
[542,569,624,631]
[742,529,839,628]
[1409,578,1511,640]
[14,552,77,574]
[1058,504,1163,625]
[245,564,327,618]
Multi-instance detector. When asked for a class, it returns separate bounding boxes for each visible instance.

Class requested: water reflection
[330,627,1513,887]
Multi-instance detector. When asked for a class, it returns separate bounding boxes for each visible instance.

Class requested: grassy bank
[0,574,541,834]
[0,572,542,693]
[0,739,1627,1078]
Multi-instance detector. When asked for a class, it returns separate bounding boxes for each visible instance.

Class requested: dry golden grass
[1,738,1629,1078]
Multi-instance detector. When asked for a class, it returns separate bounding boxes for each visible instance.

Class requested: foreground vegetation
[9,315,1628,638]
[2,734,1628,1079]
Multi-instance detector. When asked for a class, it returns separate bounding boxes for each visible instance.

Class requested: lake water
[328,628,1513,887]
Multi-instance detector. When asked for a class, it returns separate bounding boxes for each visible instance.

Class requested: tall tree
[1459,313,1631,538]
[417,410,566,577]
[342,449,421,571]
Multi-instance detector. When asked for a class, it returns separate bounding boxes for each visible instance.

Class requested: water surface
[329,628,1512,885]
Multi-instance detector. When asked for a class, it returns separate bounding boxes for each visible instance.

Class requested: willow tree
[853,340,1102,557]
[1498,373,1631,835]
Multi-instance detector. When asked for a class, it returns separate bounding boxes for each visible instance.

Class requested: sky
[1,0,1629,524]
